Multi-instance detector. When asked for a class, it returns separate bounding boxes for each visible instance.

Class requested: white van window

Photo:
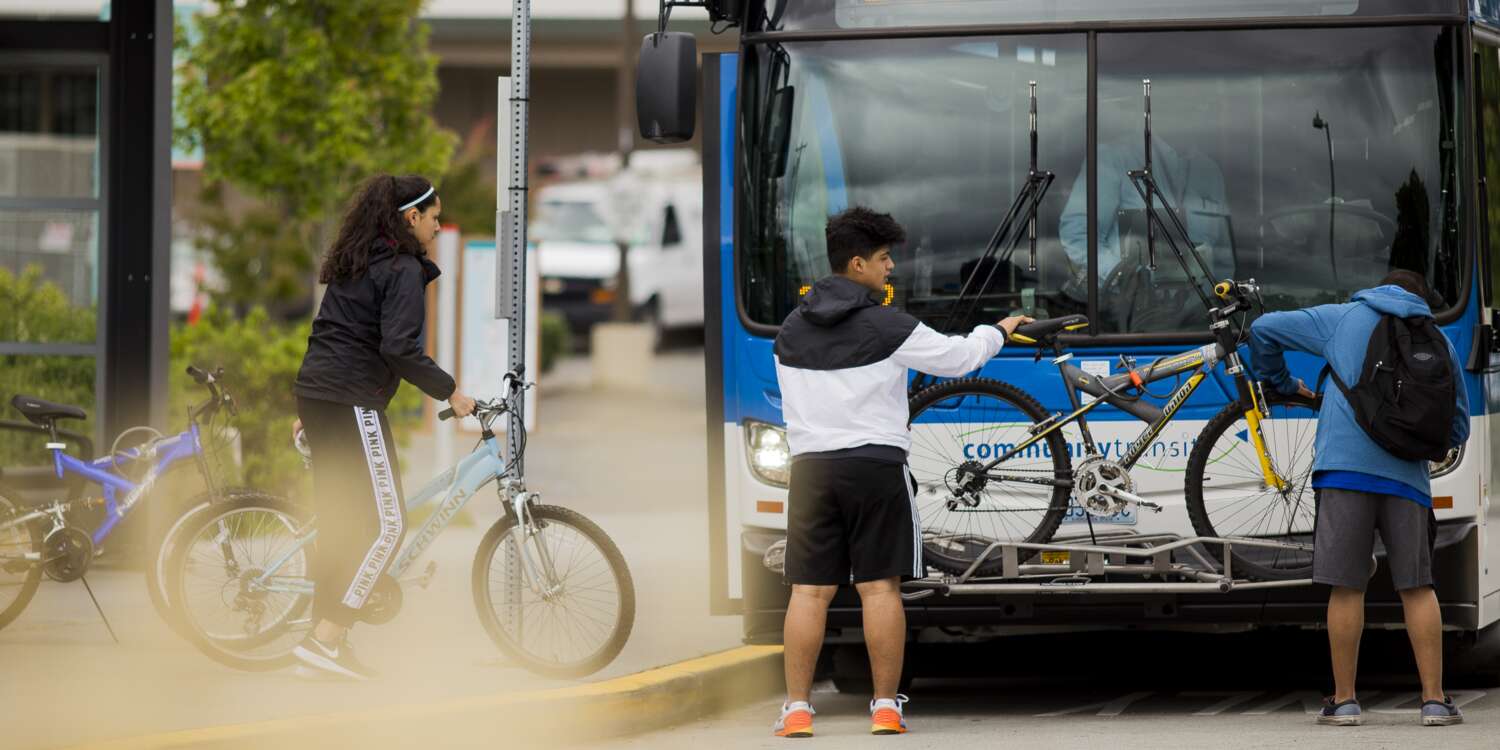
[533,200,613,244]
[662,204,683,247]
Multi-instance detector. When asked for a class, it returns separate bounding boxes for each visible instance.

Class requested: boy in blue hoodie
[1250,269,1468,727]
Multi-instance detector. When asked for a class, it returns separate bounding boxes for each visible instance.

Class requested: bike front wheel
[472,505,635,679]
[907,378,1072,577]
[1185,391,1319,581]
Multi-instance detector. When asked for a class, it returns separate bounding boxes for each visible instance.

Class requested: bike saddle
[1009,314,1089,345]
[10,394,88,427]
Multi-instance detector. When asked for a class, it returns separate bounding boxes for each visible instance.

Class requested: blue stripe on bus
[720,55,739,427]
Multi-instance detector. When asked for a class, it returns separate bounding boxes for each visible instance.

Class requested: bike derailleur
[944,461,989,511]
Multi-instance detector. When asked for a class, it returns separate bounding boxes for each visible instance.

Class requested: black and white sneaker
[292,635,378,681]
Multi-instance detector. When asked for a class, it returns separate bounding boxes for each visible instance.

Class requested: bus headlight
[746,421,790,487]
[1430,445,1463,479]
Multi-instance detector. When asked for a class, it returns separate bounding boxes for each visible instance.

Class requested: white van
[531,150,703,344]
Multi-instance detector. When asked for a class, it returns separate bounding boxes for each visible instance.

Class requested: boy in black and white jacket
[770,207,1030,738]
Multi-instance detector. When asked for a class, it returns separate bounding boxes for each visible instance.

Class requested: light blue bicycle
[165,369,636,678]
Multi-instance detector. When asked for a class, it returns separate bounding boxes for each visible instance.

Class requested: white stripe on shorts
[904,466,922,578]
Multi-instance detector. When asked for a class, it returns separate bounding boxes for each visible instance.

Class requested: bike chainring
[358,575,403,625]
[1073,457,1136,517]
[41,526,94,582]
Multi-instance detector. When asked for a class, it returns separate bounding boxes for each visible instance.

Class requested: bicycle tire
[907,378,1072,577]
[471,505,635,679]
[146,487,283,636]
[1185,391,1319,581]
[0,486,42,632]
[166,495,313,671]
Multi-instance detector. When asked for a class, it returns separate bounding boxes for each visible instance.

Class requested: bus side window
[662,204,683,247]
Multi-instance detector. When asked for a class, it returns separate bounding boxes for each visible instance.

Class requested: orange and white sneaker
[870,695,910,735]
[773,701,815,738]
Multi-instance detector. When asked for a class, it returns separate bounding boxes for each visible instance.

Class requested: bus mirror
[637,32,698,144]
[768,85,796,177]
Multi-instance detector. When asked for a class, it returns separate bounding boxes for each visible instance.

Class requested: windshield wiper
[1124,79,1217,315]
[910,82,1055,395]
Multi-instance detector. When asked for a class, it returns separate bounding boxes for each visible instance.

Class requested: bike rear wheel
[147,487,283,637]
[907,378,1072,577]
[0,488,42,632]
[167,495,314,671]
[1185,391,1319,581]
[472,504,635,679]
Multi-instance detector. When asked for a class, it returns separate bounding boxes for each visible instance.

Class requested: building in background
[0,0,173,449]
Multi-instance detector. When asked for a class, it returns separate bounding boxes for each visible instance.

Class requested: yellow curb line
[65,645,785,750]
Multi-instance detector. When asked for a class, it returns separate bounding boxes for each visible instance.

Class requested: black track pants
[296,396,407,628]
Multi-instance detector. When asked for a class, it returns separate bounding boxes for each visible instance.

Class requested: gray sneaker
[1317,698,1362,726]
[1421,697,1463,726]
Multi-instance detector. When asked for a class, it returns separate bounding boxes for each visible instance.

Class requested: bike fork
[1243,383,1289,492]
[509,492,563,599]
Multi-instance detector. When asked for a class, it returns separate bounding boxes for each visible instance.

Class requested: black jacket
[295,241,456,409]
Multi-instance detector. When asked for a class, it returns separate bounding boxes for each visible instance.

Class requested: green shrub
[0,267,97,467]
[540,311,571,373]
[170,307,423,497]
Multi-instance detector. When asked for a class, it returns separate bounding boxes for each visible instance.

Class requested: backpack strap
[1317,362,1353,400]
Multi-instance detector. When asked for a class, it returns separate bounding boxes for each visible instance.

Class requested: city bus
[662,0,1500,682]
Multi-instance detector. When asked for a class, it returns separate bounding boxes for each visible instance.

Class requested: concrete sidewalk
[3,352,745,750]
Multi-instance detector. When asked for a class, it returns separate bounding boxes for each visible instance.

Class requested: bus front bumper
[739,523,1481,645]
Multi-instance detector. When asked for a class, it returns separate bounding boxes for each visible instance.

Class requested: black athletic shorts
[783,457,923,585]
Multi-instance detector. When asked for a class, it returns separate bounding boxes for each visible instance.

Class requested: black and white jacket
[773,276,1006,459]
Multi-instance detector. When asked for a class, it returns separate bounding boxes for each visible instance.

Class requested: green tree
[175,0,457,306]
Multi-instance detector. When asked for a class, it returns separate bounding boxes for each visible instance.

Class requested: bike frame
[253,424,516,597]
[0,426,208,548]
[984,334,1286,492]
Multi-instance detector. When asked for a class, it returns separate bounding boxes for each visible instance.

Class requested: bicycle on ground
[0,366,284,634]
[165,367,637,679]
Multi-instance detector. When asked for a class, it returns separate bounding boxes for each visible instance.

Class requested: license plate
[1040,551,1070,565]
[1061,504,1138,525]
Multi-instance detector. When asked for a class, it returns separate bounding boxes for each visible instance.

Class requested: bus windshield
[739,25,1465,336]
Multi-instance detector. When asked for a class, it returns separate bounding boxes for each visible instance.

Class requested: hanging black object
[637,32,698,144]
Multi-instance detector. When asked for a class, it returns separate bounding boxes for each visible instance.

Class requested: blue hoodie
[1248,285,1469,502]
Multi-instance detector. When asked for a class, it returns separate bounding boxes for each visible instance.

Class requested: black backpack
[1319,314,1456,462]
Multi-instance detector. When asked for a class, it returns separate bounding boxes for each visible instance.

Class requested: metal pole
[503,0,531,467]
[498,0,532,651]
[611,0,636,322]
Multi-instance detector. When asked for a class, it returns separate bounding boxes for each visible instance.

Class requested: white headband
[397,186,435,213]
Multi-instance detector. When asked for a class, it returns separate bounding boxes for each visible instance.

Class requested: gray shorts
[1313,488,1434,592]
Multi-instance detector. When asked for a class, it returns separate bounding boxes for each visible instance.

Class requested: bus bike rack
[897,530,1314,600]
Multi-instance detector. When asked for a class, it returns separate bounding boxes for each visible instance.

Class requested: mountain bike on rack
[165,368,636,679]
[909,281,1319,583]
[0,366,284,634]
[908,80,1320,583]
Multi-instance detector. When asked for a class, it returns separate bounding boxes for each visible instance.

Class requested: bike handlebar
[438,370,529,422]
